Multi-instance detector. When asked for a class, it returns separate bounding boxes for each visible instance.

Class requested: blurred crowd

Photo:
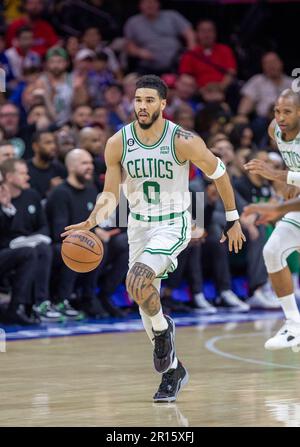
[0,0,299,325]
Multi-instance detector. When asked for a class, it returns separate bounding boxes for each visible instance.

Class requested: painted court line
[205,332,300,370]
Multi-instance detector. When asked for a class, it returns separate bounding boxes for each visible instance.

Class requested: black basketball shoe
[153,361,189,403]
[152,315,176,373]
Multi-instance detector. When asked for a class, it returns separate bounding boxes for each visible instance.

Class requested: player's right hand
[60,220,94,238]
[242,203,282,225]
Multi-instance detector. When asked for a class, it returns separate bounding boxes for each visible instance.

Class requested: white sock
[139,308,154,345]
[279,294,300,323]
[150,307,168,332]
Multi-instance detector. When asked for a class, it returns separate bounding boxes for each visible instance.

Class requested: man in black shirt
[27,130,67,200]
[0,169,38,325]
[47,148,122,317]
[0,158,63,321]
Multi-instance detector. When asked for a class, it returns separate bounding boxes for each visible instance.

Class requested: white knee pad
[263,231,289,274]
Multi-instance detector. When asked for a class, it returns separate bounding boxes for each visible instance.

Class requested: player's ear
[161,99,166,112]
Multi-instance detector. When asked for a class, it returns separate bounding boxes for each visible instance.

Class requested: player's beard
[135,109,160,130]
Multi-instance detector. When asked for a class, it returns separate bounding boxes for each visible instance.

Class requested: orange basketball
[61,230,104,273]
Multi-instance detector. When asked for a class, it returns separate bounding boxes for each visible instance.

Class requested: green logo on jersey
[126,158,174,179]
[281,150,300,169]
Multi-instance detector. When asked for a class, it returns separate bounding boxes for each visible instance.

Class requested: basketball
[61,230,104,273]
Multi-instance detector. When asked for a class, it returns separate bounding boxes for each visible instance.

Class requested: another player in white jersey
[62,75,245,402]
[244,89,300,351]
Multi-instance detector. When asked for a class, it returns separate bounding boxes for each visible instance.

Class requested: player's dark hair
[136,75,168,99]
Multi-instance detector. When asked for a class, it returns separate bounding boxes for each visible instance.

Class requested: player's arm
[61,133,122,237]
[175,129,246,253]
[243,197,300,225]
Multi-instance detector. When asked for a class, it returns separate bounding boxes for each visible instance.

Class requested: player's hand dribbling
[220,220,246,253]
[60,219,94,238]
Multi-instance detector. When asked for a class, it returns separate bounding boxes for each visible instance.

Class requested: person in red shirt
[6,0,59,57]
[179,20,237,92]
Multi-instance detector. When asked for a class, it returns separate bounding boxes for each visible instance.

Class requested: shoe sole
[265,335,300,351]
[153,367,190,403]
[153,316,176,374]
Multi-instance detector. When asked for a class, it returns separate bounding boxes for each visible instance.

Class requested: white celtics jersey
[274,123,300,225]
[121,120,190,219]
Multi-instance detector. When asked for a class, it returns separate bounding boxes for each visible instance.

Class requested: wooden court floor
[0,320,300,427]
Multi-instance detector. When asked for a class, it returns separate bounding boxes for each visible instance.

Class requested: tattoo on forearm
[126,263,161,315]
[175,128,194,140]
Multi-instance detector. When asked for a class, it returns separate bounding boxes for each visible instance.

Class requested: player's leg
[262,222,300,350]
[126,261,176,373]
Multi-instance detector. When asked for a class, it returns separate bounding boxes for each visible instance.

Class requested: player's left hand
[220,220,246,253]
[244,159,278,181]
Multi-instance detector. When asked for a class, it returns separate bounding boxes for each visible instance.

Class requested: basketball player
[244,89,300,351]
[62,75,245,402]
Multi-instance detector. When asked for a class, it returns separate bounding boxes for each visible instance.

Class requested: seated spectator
[5,25,41,81]
[163,74,199,120]
[103,83,131,132]
[27,130,67,200]
[56,128,76,164]
[46,148,118,318]
[81,27,121,79]
[88,51,116,107]
[173,104,195,132]
[0,102,26,158]
[71,104,93,142]
[179,19,237,92]
[0,29,15,92]
[78,126,107,191]
[5,0,59,57]
[229,123,256,150]
[124,0,195,74]
[0,169,38,325]
[92,105,111,134]
[0,141,15,164]
[237,52,292,144]
[0,158,62,321]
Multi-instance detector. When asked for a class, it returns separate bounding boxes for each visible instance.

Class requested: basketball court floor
[0,310,300,427]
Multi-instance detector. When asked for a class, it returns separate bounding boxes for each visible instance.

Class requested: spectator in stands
[237,52,292,143]
[179,19,237,92]
[104,83,130,132]
[78,127,107,191]
[71,105,93,142]
[0,168,38,325]
[6,0,59,57]
[88,51,116,107]
[0,30,15,92]
[229,123,255,150]
[0,141,15,164]
[56,129,76,164]
[27,130,67,200]
[46,148,115,318]
[93,105,111,133]
[5,25,41,81]
[0,102,26,158]
[0,158,63,321]
[81,27,121,79]
[124,0,195,74]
